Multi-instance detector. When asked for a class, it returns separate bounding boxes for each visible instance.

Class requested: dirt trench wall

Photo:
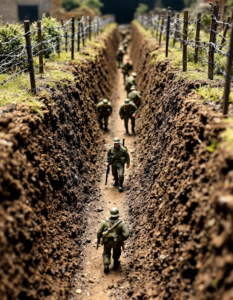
[121,23,233,300]
[0,30,118,300]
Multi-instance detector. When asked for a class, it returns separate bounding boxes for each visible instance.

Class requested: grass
[194,85,233,104]
[0,23,117,116]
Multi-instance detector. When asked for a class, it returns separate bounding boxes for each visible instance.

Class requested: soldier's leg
[124,116,129,134]
[112,242,122,267]
[131,116,136,134]
[104,116,109,131]
[112,166,118,186]
[118,164,125,192]
[103,243,112,265]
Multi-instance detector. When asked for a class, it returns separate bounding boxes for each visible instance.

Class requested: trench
[71,48,135,300]
[1,21,233,300]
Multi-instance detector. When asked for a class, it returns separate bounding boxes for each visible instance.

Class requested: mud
[0,30,118,300]
[112,23,233,300]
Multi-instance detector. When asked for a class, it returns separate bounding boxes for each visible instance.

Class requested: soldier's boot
[104,264,109,274]
[104,125,108,132]
[112,178,118,186]
[114,259,120,267]
[125,127,129,134]
[100,122,103,128]
[118,183,123,192]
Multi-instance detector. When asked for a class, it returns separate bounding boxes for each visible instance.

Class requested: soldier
[116,47,125,68]
[125,72,137,97]
[120,30,130,41]
[96,99,112,132]
[106,137,130,192]
[119,99,138,134]
[128,85,141,107]
[122,39,128,54]
[97,207,130,274]
[121,59,133,84]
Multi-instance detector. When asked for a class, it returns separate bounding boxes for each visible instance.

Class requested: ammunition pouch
[120,157,126,164]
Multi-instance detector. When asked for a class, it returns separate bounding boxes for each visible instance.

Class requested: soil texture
[113,23,233,300]
[0,30,118,300]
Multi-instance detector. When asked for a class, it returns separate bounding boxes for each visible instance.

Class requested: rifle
[105,154,112,185]
[96,240,100,250]
[102,220,122,237]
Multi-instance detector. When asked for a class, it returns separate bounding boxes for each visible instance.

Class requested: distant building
[205,0,226,4]
[0,0,56,23]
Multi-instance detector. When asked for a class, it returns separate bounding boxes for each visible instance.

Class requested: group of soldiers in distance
[96,30,138,274]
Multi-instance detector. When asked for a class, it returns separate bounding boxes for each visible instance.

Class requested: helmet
[124,98,130,105]
[113,137,120,144]
[132,72,137,76]
[109,207,120,218]
[102,99,108,105]
[119,47,123,51]
[130,85,136,90]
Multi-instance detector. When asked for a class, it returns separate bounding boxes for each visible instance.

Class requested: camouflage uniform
[106,143,130,186]
[96,101,112,130]
[97,218,129,266]
[119,100,138,133]
[128,90,141,107]
[121,62,133,84]
[116,50,125,68]
[125,75,137,97]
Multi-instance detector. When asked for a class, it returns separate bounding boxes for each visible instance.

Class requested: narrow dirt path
[73,50,135,299]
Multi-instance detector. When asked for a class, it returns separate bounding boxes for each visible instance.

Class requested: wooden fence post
[77,18,80,52]
[159,15,164,46]
[61,19,67,53]
[156,15,160,41]
[24,21,36,94]
[37,21,43,74]
[183,11,188,72]
[173,13,179,47]
[208,0,219,80]
[81,16,85,47]
[194,13,201,64]
[166,10,171,57]
[89,17,92,40]
[71,16,75,60]
[219,15,230,50]
[223,21,233,115]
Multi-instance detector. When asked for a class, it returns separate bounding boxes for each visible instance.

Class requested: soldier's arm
[133,103,138,115]
[137,91,141,99]
[121,223,130,241]
[119,105,124,118]
[96,103,101,114]
[97,221,106,240]
[108,104,113,114]
[106,147,112,162]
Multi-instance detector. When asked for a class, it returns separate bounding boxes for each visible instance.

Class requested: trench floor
[72,52,135,299]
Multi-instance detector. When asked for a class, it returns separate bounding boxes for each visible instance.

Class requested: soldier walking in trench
[106,137,130,192]
[128,85,142,107]
[96,99,112,132]
[116,47,125,68]
[97,207,129,274]
[119,99,138,134]
[125,72,137,97]
[121,58,133,85]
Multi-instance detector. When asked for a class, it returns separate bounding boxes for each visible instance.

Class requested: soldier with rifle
[97,207,129,274]
[96,99,112,132]
[105,137,130,192]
